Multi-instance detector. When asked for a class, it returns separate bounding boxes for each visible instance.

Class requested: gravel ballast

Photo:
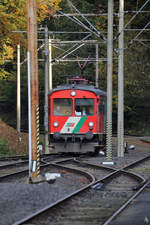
[0,170,88,225]
[1,137,150,225]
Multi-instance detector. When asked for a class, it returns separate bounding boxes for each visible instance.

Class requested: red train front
[48,77,107,153]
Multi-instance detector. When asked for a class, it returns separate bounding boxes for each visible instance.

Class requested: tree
[0,0,61,78]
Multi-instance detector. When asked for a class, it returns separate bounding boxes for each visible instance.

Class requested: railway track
[0,157,95,225]
[103,154,150,225]
[125,155,150,180]
[0,148,150,225]
[0,154,72,180]
[10,156,147,225]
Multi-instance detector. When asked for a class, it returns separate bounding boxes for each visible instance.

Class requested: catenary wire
[52,33,92,61]
[20,43,45,65]
[66,0,106,41]
[114,0,150,40]
[136,40,150,48]
[124,21,150,50]
[41,0,103,39]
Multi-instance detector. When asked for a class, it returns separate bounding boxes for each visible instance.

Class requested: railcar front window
[53,98,72,116]
[75,99,94,116]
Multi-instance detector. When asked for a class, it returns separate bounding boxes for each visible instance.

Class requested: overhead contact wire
[66,0,106,41]
[124,21,150,50]
[41,0,100,37]
[53,33,92,61]
[114,0,150,40]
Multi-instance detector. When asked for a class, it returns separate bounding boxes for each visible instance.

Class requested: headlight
[53,121,59,127]
[71,91,76,97]
[88,122,94,127]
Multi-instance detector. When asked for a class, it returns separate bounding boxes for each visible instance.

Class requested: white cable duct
[27,51,32,179]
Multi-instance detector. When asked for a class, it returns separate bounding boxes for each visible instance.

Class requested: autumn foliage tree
[0,0,61,78]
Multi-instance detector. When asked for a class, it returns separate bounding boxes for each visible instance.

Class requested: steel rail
[0,153,64,168]
[0,160,28,169]
[0,155,28,161]
[123,154,150,170]
[71,158,146,187]
[40,157,75,165]
[12,162,96,225]
[101,154,150,224]
[55,153,150,225]
[102,180,150,225]
[73,158,146,185]
[13,161,126,225]
[45,156,147,187]
[13,161,145,224]
[4,153,150,225]
[0,157,74,180]
[73,158,116,172]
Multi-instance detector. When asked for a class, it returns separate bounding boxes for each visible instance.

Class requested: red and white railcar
[48,77,107,153]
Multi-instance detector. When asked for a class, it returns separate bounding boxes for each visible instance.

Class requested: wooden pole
[27,0,40,178]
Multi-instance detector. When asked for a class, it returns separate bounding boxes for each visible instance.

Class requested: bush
[0,139,9,156]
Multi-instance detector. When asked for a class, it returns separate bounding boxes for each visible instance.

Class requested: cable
[41,0,103,39]
[124,21,150,50]
[41,1,90,32]
[137,40,150,48]
[66,0,106,41]
[20,43,45,65]
[52,33,92,61]
[71,14,100,37]
[114,0,150,40]
[124,0,150,29]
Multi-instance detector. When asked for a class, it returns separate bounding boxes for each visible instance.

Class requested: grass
[0,138,17,157]
[0,139,9,156]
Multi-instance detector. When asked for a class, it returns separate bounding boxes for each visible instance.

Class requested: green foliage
[0,0,62,78]
[0,139,9,156]
[0,80,16,127]
[0,0,150,135]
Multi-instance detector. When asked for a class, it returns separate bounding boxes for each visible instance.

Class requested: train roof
[49,83,107,97]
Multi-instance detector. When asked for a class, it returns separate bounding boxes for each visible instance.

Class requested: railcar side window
[75,99,94,116]
[99,100,104,115]
[53,98,72,116]
[103,98,107,128]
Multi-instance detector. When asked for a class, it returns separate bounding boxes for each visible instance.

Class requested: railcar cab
[48,76,107,153]
[53,97,94,117]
